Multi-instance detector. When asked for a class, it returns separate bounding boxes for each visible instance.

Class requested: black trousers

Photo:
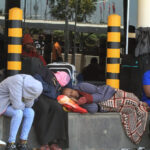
[33,94,69,148]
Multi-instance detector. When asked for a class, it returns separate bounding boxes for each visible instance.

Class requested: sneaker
[0,140,6,146]
[5,143,17,150]
[17,142,30,150]
[49,144,62,150]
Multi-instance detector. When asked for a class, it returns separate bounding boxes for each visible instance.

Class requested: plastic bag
[57,95,88,113]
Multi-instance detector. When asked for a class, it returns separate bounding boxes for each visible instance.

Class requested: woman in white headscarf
[0,74,43,150]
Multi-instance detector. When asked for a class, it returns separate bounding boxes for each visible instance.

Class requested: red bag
[57,95,88,113]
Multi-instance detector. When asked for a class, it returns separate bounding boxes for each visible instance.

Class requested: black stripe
[7,70,21,76]
[8,37,22,45]
[8,20,22,28]
[107,27,120,32]
[107,58,120,64]
[7,54,21,61]
[107,42,120,49]
[106,72,120,79]
[47,65,73,73]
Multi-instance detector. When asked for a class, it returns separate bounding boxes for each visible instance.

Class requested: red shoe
[49,144,62,150]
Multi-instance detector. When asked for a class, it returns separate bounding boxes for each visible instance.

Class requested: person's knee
[13,109,23,119]
[23,108,35,118]
[50,101,63,111]
[82,103,98,113]
[51,102,65,115]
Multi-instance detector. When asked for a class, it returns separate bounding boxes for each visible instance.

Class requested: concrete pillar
[138,0,150,27]
[106,14,121,89]
[7,8,22,76]
[3,0,21,72]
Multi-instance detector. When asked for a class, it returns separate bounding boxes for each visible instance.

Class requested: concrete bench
[0,113,150,150]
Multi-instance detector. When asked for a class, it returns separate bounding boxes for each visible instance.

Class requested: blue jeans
[3,106,34,143]
[82,103,98,113]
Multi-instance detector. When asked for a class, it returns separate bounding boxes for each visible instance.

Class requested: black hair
[90,57,98,64]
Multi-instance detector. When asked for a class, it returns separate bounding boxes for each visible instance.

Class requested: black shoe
[5,143,17,150]
[17,142,30,150]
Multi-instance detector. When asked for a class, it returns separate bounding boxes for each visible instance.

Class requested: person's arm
[23,100,34,108]
[74,82,98,94]
[75,82,101,104]
[143,85,150,97]
[8,76,25,110]
[38,55,47,65]
[143,71,150,98]
[75,82,115,103]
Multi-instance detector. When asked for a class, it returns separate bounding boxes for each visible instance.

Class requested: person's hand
[76,97,87,105]
[142,102,148,107]
[141,102,150,111]
[70,97,78,103]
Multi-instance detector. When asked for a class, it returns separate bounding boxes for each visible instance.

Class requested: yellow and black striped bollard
[106,14,121,89]
[7,7,22,76]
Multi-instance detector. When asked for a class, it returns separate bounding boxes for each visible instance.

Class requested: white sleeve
[24,100,34,108]
[8,76,25,110]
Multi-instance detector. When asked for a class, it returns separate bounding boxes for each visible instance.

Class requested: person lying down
[60,82,149,144]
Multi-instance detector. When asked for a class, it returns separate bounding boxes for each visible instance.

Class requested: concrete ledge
[0,113,150,150]
[67,113,150,150]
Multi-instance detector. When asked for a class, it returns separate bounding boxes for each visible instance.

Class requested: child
[62,82,149,144]
[0,74,43,150]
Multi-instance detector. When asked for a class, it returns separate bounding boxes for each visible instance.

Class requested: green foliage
[53,30,64,41]
[48,0,97,22]
[85,34,99,47]
[49,0,66,19]
[29,28,44,35]
[98,34,107,48]
[51,30,107,55]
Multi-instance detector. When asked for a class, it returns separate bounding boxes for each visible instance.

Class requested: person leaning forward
[0,74,43,150]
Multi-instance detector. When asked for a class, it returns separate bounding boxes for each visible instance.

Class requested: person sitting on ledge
[33,71,71,150]
[0,74,43,150]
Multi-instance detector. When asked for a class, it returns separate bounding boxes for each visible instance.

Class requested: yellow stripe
[108,14,121,27]
[9,8,22,20]
[107,32,120,42]
[107,64,120,73]
[107,49,120,58]
[8,28,22,37]
[7,61,21,70]
[106,79,120,89]
[8,45,22,53]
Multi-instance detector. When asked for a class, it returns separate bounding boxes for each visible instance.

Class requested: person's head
[54,71,70,87]
[23,33,33,45]
[90,57,98,64]
[22,75,43,102]
[22,33,36,53]
[39,34,45,41]
[62,88,79,99]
